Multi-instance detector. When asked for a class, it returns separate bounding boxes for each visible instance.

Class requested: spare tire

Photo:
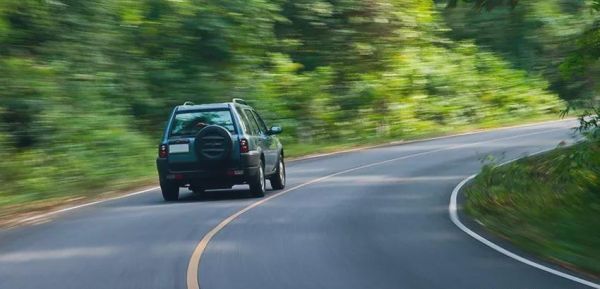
[194,125,233,162]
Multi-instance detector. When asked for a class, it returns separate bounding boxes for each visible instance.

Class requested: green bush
[466,140,600,275]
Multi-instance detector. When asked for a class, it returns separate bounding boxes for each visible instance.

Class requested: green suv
[156,99,285,201]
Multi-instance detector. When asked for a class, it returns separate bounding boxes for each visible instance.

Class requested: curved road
[0,120,596,289]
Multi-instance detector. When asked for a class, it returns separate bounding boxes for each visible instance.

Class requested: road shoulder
[450,158,600,288]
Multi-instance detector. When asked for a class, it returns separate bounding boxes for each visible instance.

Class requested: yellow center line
[187,125,570,289]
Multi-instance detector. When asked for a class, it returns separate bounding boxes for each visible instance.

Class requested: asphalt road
[0,120,596,289]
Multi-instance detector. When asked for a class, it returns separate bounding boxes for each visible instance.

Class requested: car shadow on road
[175,187,260,203]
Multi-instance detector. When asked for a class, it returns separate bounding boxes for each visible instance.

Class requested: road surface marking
[12,118,574,227]
[449,149,600,289]
[188,125,573,289]
[18,187,159,225]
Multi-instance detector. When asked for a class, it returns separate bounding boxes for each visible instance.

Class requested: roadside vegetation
[0,1,599,221]
[465,121,600,277]
[455,0,600,278]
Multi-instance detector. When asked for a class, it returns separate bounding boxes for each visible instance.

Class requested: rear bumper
[156,151,260,188]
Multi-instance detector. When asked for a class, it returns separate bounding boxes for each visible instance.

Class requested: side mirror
[268,126,283,135]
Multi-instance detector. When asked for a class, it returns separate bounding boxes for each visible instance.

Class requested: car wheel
[161,181,180,201]
[250,160,266,197]
[270,155,286,190]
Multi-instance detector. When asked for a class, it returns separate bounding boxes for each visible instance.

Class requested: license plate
[169,144,189,154]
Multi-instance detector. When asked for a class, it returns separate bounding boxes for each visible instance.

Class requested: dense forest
[0,0,598,207]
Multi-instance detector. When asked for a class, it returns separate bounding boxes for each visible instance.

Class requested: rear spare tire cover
[194,125,233,161]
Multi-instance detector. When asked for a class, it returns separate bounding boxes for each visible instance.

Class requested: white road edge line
[449,149,600,289]
[14,119,575,227]
[187,125,574,289]
[18,186,160,224]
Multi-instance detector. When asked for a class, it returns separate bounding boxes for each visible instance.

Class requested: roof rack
[182,101,195,106]
[232,98,247,105]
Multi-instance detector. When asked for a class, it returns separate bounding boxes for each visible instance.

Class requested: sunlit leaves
[0,0,567,206]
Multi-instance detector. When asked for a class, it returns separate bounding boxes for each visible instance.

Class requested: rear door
[167,109,237,168]
[250,110,278,172]
[242,108,275,172]
[241,108,268,168]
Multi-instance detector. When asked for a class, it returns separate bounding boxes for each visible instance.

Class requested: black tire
[249,160,266,197]
[161,181,180,201]
[194,125,233,162]
[270,155,286,190]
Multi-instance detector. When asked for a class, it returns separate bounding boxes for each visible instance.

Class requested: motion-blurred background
[0,0,598,213]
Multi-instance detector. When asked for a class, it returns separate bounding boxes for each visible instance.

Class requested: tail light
[159,144,168,158]
[240,138,249,153]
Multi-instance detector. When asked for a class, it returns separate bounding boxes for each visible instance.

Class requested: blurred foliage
[444,0,600,113]
[0,0,569,207]
[446,0,520,10]
[446,0,600,276]
[466,139,600,276]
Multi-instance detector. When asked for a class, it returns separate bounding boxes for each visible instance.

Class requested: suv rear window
[170,109,236,137]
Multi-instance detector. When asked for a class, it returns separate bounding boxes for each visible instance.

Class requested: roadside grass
[0,114,566,227]
[465,139,600,277]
